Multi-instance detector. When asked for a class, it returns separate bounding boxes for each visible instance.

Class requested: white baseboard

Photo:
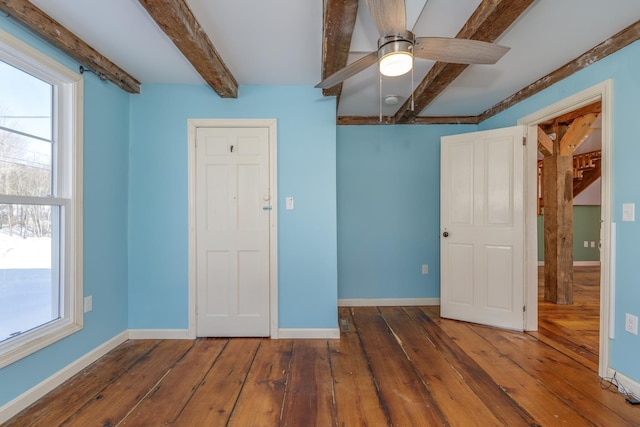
[128,329,193,339]
[278,328,340,339]
[537,261,600,266]
[338,298,440,307]
[606,368,640,398]
[0,330,128,424]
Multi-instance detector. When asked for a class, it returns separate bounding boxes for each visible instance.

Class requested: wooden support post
[542,153,574,304]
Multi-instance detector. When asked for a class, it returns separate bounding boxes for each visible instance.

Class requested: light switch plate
[622,203,635,222]
[285,197,294,210]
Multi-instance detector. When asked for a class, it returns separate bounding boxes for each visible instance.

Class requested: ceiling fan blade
[315,51,378,89]
[414,37,510,64]
[365,0,406,36]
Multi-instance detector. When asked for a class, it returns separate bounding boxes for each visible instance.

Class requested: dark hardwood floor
[6,267,637,426]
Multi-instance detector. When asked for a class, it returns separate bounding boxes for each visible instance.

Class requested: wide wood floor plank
[427,314,597,426]
[330,307,390,426]
[60,339,194,427]
[173,338,261,426]
[227,339,294,427]
[119,338,228,426]
[411,307,536,426]
[528,325,599,371]
[474,325,639,426]
[352,306,449,426]
[5,340,161,427]
[281,339,336,427]
[538,313,599,355]
[379,306,504,427]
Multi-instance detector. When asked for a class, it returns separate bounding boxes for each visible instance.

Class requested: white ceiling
[28,0,640,118]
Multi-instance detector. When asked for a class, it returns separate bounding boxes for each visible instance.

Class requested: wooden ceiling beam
[558,113,598,156]
[321,0,359,99]
[0,0,141,93]
[413,116,481,125]
[539,101,601,127]
[337,115,480,126]
[394,0,535,124]
[337,116,394,126]
[537,127,554,157]
[138,0,238,98]
[480,20,640,121]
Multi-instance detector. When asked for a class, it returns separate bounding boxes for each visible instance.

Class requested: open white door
[441,125,526,331]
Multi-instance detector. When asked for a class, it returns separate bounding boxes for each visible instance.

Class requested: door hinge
[522,136,527,146]
[523,305,526,312]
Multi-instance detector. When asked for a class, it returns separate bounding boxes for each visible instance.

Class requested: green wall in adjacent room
[537,205,601,262]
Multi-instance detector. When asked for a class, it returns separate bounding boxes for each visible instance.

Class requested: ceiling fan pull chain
[379,72,383,123]
[410,57,415,112]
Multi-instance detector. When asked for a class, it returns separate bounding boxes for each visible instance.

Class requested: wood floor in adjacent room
[6,268,636,426]
[532,265,601,372]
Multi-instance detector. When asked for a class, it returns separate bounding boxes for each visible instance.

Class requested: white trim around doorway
[187,118,279,339]
[518,79,612,378]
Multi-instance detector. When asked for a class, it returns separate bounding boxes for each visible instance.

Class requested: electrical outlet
[583,241,588,248]
[84,296,92,313]
[625,313,638,335]
[422,264,429,275]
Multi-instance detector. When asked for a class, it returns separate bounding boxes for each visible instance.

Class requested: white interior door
[196,127,271,336]
[440,125,526,331]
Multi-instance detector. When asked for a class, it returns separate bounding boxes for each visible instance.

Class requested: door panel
[441,126,525,331]
[448,244,474,304]
[196,127,270,336]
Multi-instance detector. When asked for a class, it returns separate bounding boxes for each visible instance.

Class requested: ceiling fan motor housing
[377,31,415,76]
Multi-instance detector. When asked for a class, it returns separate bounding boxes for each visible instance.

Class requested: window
[0,28,83,368]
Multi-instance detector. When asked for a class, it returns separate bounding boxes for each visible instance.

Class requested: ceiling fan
[315,0,510,89]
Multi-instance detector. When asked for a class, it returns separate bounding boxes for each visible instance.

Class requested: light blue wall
[337,125,475,299]
[479,41,640,384]
[128,85,338,330]
[0,18,130,406]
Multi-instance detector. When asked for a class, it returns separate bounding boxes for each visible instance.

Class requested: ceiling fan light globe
[379,52,413,76]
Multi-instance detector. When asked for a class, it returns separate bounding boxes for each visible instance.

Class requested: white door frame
[187,118,279,339]
[518,80,612,377]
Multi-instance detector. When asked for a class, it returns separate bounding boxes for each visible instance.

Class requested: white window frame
[0,28,83,368]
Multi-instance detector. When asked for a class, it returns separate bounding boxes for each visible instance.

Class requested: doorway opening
[532,101,602,371]
[519,80,612,377]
